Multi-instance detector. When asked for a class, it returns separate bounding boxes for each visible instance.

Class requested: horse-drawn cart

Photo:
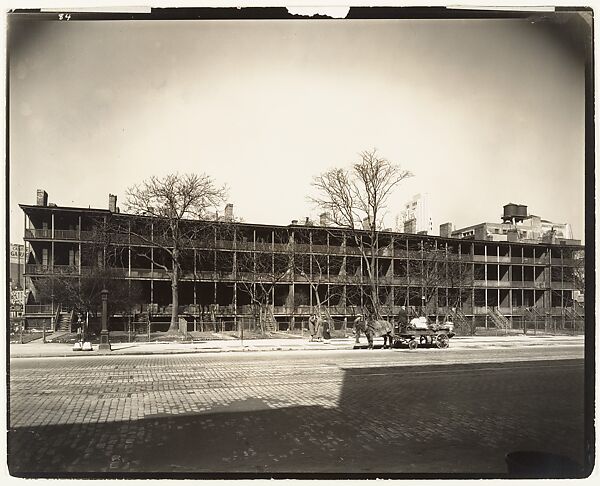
[393,327,453,350]
[353,316,454,350]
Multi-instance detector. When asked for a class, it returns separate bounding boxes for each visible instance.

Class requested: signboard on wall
[10,244,25,264]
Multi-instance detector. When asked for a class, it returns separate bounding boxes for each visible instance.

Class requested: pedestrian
[323,318,331,340]
[314,314,323,341]
[308,314,317,341]
[354,315,363,344]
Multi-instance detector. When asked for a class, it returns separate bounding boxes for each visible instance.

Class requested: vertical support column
[390,236,394,313]
[128,220,131,278]
[326,233,330,280]
[508,242,513,320]
[150,247,154,309]
[325,233,330,314]
[78,215,82,274]
[271,229,275,274]
[252,229,257,324]
[23,212,28,315]
[150,220,154,311]
[561,248,565,332]
[193,248,197,331]
[509,287,514,328]
[309,233,313,310]
[150,278,154,308]
[23,212,28,289]
[102,215,107,266]
[359,237,364,310]
[233,227,237,328]
[470,242,475,327]
[483,243,488,329]
[234,282,238,328]
[289,228,295,327]
[213,226,217,324]
[405,239,409,308]
[419,238,424,314]
[51,212,55,271]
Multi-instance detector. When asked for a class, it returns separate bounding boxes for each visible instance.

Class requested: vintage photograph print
[6,6,593,480]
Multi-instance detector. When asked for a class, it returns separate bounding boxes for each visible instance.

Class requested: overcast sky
[9,16,586,242]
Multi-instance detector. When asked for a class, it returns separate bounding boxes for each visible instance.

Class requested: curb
[9,342,363,359]
[9,338,584,359]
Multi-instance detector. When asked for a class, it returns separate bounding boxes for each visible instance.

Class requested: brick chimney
[320,212,330,227]
[440,222,453,238]
[109,194,117,213]
[224,203,234,222]
[36,189,48,207]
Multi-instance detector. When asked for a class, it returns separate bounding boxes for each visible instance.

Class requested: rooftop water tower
[502,203,528,224]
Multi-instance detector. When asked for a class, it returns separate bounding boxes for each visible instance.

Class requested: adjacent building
[452,203,578,245]
[10,243,25,290]
[20,191,584,334]
[401,193,433,235]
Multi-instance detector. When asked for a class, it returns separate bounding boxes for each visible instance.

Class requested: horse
[354,318,395,349]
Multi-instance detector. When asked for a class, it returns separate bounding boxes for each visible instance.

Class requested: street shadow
[8,359,589,479]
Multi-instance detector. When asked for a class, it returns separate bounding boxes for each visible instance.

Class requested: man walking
[308,314,322,342]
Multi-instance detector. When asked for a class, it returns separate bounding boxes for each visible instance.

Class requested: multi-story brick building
[20,192,585,334]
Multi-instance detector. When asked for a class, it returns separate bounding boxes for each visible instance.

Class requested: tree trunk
[169,258,179,333]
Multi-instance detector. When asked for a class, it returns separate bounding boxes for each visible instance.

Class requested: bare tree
[125,173,227,332]
[235,233,292,334]
[417,240,477,315]
[311,149,412,319]
[294,251,345,323]
[35,268,143,321]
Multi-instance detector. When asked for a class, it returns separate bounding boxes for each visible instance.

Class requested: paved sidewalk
[9,334,584,359]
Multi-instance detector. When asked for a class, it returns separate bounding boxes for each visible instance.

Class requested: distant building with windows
[402,193,433,235]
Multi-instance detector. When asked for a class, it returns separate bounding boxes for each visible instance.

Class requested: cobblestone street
[9,345,587,477]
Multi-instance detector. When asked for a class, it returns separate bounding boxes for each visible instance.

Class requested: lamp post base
[99,330,111,352]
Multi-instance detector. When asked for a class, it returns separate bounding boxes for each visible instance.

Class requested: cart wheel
[436,334,449,349]
[408,339,418,350]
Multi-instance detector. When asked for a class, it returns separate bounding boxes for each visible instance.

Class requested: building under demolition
[20,192,585,334]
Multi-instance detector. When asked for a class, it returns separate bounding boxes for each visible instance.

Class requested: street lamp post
[45,294,54,344]
[99,289,111,352]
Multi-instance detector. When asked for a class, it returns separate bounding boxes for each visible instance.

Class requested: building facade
[401,193,433,235]
[20,193,584,333]
[10,243,25,290]
[452,203,577,245]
